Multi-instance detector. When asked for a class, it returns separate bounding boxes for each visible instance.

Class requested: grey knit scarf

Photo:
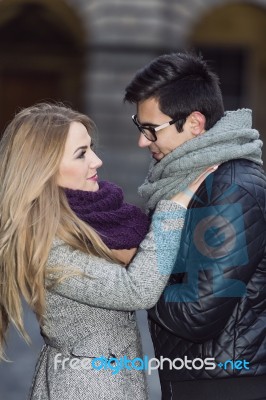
[138,109,263,212]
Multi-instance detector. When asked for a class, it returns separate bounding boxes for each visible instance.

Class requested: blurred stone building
[0,0,265,201]
[0,0,265,399]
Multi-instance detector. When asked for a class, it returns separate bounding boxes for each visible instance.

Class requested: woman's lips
[87,174,98,181]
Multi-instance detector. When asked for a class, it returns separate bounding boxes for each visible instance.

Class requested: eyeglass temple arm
[154,122,171,132]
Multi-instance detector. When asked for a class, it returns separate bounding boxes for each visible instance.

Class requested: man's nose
[138,133,151,148]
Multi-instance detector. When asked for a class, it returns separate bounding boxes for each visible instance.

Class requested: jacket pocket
[70,325,139,359]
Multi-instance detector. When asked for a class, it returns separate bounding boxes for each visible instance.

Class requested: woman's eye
[77,151,86,159]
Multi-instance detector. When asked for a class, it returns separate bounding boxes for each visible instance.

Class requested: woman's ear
[189,111,206,136]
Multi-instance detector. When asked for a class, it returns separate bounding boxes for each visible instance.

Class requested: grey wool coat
[28,201,186,400]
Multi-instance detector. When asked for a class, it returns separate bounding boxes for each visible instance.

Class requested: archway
[188,2,266,158]
[0,0,86,134]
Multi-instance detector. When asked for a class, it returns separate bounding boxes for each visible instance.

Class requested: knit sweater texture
[65,181,149,249]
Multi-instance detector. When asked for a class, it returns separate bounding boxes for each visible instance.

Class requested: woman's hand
[111,248,138,266]
[171,165,219,208]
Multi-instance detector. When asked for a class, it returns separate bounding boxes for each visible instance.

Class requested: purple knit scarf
[64,181,150,250]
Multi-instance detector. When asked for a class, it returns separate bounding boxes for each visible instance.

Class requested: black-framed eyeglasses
[132,114,180,142]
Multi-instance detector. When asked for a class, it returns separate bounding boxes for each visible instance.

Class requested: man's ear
[189,111,206,136]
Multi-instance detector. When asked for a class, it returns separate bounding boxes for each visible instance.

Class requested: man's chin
[152,152,164,161]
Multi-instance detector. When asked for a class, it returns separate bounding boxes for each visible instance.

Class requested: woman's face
[57,121,102,191]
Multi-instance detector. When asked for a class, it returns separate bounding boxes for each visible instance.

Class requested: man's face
[136,97,197,161]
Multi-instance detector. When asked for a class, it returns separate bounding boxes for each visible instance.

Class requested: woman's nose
[90,151,103,169]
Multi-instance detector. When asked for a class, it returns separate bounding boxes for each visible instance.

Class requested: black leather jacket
[148,159,266,382]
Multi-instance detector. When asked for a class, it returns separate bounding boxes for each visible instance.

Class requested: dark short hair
[124,52,224,131]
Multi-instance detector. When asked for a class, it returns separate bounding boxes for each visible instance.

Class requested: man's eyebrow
[73,145,88,155]
[139,120,158,127]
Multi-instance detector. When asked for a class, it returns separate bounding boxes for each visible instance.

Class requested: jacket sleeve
[148,181,266,342]
[46,200,186,310]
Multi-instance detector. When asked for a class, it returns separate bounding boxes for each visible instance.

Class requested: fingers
[191,165,219,186]
[205,164,219,174]
[199,164,219,179]
[170,165,219,206]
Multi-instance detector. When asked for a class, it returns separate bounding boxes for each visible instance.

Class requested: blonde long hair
[0,103,117,360]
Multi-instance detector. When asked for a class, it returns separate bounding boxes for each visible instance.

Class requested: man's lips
[151,152,160,159]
